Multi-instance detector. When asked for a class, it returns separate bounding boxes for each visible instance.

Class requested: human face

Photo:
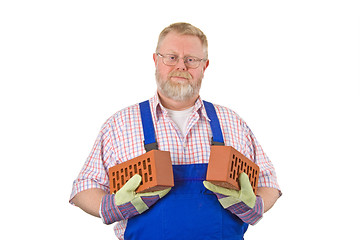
[153,32,209,102]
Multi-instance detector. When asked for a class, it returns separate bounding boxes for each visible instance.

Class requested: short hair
[156,22,208,59]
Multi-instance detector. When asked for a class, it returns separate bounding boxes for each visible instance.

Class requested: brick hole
[147,158,151,163]
[240,161,244,171]
[148,164,152,175]
[129,165,132,170]
[116,171,119,180]
[230,160,234,172]
[143,160,147,170]
[112,172,115,176]
[117,183,120,191]
[112,178,116,189]
[144,173,148,182]
[125,168,128,177]
[130,171,133,178]
[121,175,124,185]
[149,177,153,181]
[134,164,138,173]
[121,168,124,173]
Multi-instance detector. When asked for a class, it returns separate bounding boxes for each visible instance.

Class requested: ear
[153,53,158,66]
[202,59,209,73]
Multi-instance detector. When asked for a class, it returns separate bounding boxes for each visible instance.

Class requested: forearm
[224,187,280,225]
[72,188,107,218]
[256,187,280,213]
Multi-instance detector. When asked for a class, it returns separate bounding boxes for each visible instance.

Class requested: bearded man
[70,22,281,240]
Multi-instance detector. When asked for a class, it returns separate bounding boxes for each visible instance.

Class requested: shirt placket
[182,111,201,164]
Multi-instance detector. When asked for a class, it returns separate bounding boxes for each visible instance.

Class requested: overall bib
[124,101,248,240]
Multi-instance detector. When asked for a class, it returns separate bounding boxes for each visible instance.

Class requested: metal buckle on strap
[144,141,159,152]
[211,137,225,146]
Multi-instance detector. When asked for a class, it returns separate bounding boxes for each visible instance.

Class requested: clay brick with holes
[109,150,174,194]
[206,146,259,194]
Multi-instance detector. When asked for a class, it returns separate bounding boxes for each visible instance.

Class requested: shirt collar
[195,96,211,122]
[149,93,211,122]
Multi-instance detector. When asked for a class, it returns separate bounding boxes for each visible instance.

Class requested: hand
[203,172,263,225]
[101,174,171,224]
[203,172,256,208]
[115,174,171,213]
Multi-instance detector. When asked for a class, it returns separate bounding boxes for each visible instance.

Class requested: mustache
[168,71,192,80]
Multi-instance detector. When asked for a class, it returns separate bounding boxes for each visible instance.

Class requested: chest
[110,109,251,166]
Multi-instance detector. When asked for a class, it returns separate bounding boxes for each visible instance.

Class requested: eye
[186,57,199,63]
[166,54,177,61]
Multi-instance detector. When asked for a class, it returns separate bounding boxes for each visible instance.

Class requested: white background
[1,0,359,239]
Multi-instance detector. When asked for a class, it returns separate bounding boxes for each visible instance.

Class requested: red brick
[206,146,259,194]
[109,150,174,193]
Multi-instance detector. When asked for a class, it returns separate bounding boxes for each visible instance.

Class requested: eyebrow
[164,52,201,58]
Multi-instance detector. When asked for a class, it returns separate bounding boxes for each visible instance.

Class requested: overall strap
[203,101,225,146]
[139,100,158,152]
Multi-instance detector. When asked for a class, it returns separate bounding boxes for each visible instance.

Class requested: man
[70,22,281,239]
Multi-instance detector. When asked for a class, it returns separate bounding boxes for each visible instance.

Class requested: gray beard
[155,71,203,101]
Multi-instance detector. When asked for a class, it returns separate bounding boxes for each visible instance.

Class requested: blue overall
[124,101,248,240]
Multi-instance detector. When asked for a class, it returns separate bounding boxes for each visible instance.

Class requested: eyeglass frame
[156,53,207,69]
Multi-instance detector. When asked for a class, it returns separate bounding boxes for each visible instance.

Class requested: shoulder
[212,102,239,117]
[101,103,141,132]
[207,101,253,137]
[211,102,246,125]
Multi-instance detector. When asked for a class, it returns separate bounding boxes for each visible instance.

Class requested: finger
[137,187,171,198]
[156,187,171,198]
[203,181,239,197]
[122,174,142,192]
[239,172,252,190]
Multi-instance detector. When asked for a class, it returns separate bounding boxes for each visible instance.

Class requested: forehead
[158,32,204,57]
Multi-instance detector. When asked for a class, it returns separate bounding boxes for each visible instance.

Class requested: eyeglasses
[156,53,206,69]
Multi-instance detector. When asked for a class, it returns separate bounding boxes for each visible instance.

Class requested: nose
[175,58,187,71]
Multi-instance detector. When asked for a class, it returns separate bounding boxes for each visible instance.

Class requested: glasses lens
[159,54,202,68]
[185,57,199,68]
[163,55,177,65]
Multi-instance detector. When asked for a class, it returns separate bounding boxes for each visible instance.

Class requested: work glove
[100,174,171,224]
[203,172,263,225]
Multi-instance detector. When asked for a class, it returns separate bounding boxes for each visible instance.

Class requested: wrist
[100,194,125,225]
[227,196,264,225]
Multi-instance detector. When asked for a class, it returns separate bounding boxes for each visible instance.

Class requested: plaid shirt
[70,94,280,239]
